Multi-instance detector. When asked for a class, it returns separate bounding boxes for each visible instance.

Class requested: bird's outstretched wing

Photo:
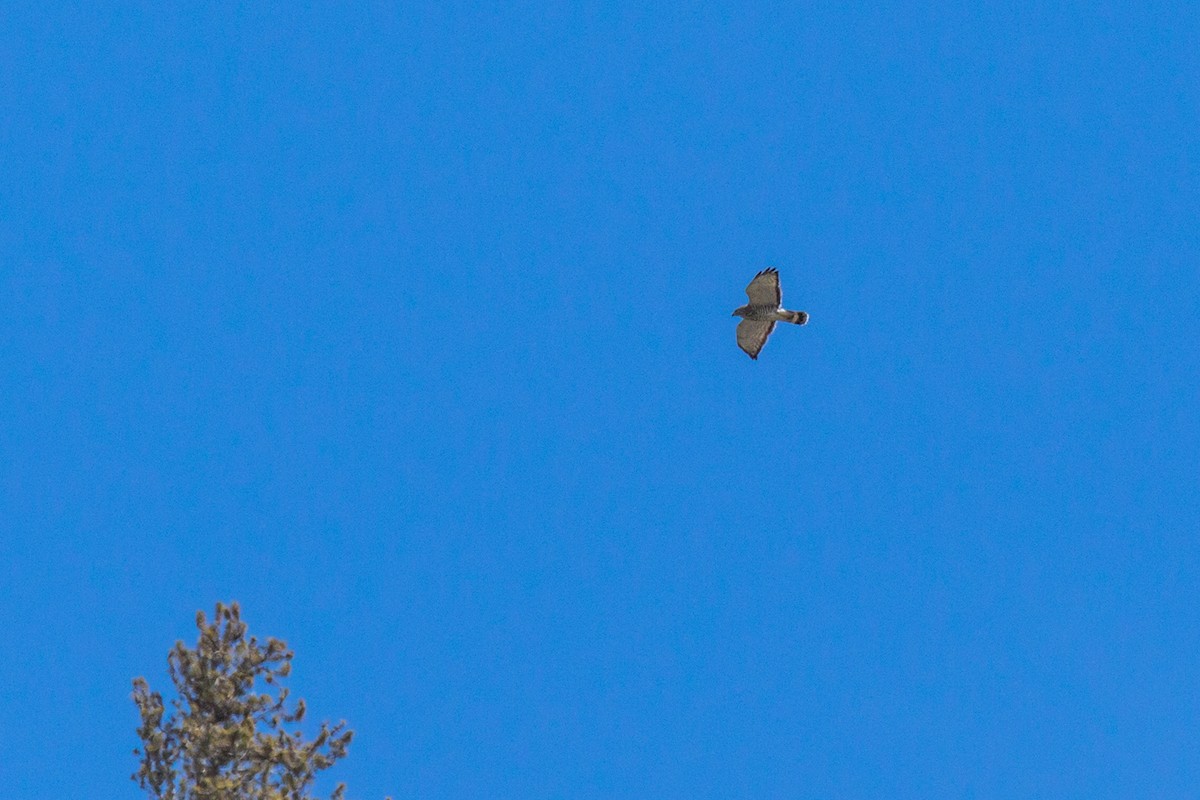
[745,268,782,306]
[736,319,776,359]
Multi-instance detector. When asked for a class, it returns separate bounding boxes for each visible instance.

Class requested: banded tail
[783,310,809,325]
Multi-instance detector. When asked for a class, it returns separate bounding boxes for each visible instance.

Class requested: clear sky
[2,3,1199,798]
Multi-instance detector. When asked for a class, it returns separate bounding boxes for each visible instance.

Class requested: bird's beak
[731,311,738,316]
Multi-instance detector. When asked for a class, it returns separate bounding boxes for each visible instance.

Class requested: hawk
[732,268,809,359]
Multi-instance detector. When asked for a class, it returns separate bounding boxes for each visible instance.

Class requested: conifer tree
[132,602,361,800]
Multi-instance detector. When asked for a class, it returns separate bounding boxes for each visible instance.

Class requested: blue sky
[2,2,1199,798]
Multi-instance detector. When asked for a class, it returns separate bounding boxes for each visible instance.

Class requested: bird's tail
[783,310,809,325]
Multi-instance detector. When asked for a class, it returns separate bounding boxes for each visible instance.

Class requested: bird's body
[733,305,808,324]
[732,268,808,359]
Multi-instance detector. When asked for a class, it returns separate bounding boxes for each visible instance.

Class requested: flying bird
[731,268,809,359]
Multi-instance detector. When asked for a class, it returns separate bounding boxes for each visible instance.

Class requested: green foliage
[132,602,356,800]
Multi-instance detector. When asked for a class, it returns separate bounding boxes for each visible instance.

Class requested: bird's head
[732,305,747,318]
